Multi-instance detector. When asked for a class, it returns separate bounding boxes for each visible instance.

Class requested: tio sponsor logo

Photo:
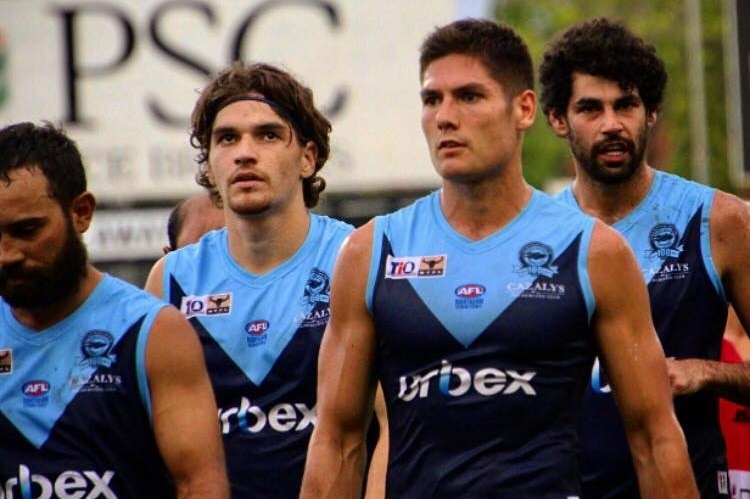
[398,360,537,401]
[180,293,232,317]
[218,398,315,435]
[385,254,447,279]
[2,465,115,499]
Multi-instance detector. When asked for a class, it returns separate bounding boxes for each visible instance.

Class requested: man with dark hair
[0,122,228,498]
[145,62,353,498]
[301,18,697,498]
[540,17,750,499]
[163,191,225,254]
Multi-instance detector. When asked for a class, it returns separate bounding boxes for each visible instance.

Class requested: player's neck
[440,173,532,241]
[572,165,654,225]
[226,205,311,275]
[11,266,103,331]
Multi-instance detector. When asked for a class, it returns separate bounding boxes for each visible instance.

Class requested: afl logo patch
[455,284,485,298]
[246,320,269,347]
[22,379,50,407]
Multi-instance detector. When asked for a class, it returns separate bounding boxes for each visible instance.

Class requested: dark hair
[539,18,667,118]
[190,62,332,208]
[165,198,187,251]
[0,122,87,207]
[419,18,534,99]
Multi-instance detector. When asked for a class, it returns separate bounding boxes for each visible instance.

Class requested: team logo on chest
[514,242,558,278]
[299,268,332,329]
[643,223,690,282]
[508,242,566,299]
[81,330,116,368]
[385,254,447,279]
[70,330,123,393]
[645,223,683,259]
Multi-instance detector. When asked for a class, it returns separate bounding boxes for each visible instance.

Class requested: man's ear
[300,141,318,180]
[547,110,570,138]
[70,191,96,234]
[646,109,658,129]
[514,89,537,131]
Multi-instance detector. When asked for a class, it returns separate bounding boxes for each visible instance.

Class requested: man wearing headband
[146,61,354,498]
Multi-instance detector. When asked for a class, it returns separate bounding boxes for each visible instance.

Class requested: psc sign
[52,0,347,126]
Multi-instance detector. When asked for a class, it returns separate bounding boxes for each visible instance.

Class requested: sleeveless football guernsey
[0,274,174,498]
[368,189,597,498]
[557,169,729,498]
[162,214,353,498]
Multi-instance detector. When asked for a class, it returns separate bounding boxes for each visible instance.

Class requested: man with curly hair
[540,17,750,499]
[145,62,353,498]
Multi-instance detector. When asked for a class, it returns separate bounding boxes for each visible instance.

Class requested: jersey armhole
[161,253,176,303]
[578,220,597,323]
[702,191,726,301]
[365,217,385,313]
[135,303,168,422]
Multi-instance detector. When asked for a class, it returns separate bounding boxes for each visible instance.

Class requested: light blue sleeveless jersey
[162,214,353,498]
[368,189,598,498]
[556,169,729,499]
[0,274,174,498]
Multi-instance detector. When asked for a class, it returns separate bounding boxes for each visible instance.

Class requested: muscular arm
[667,192,750,405]
[589,221,698,498]
[147,306,229,498]
[300,223,378,499]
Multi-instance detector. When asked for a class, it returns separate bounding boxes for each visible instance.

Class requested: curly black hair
[539,18,667,119]
[191,62,331,209]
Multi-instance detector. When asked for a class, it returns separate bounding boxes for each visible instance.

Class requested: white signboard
[83,207,171,260]
[0,0,465,202]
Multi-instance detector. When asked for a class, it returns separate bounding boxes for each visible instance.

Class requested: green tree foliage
[494,0,734,193]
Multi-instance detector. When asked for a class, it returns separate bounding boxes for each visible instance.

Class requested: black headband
[216,95,306,141]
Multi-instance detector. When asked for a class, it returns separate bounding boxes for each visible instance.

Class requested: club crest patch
[514,242,558,278]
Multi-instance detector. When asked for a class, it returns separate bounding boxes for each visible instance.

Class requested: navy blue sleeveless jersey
[0,274,174,498]
[162,214,353,499]
[367,189,598,498]
[556,170,730,499]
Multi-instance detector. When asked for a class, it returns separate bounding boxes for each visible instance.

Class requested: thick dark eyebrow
[254,122,290,137]
[211,121,291,140]
[420,88,439,102]
[572,97,602,111]
[5,216,46,232]
[420,82,488,101]
[614,94,642,108]
[211,125,238,141]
